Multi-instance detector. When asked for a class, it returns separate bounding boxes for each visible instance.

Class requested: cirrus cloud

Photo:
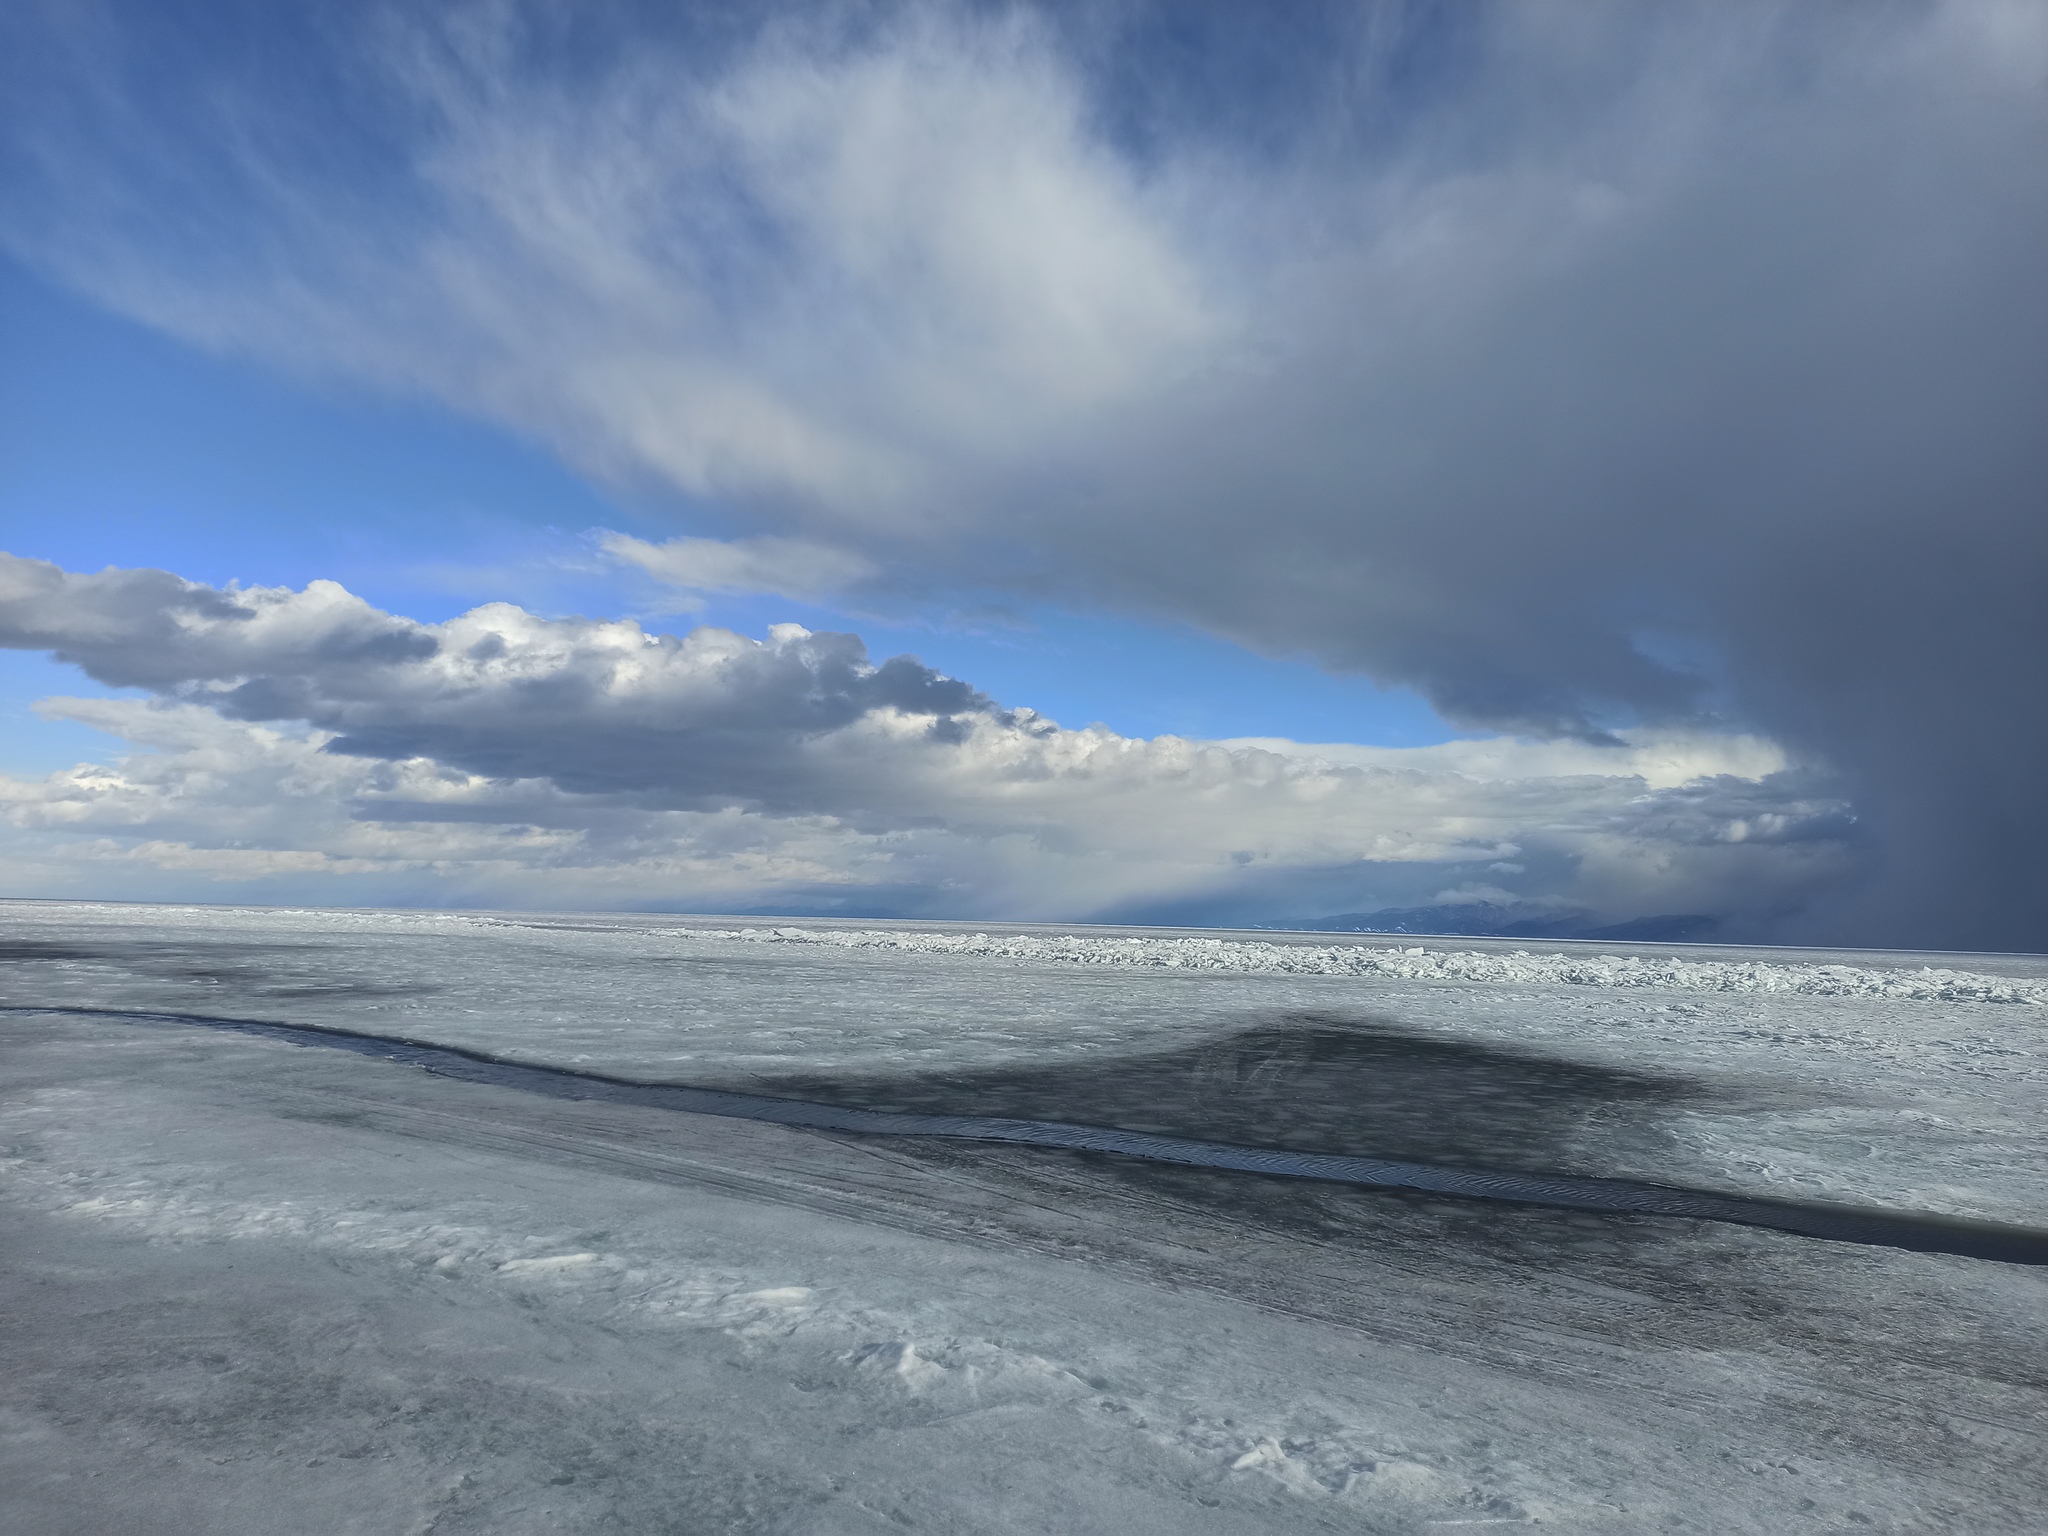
[602,531,881,606]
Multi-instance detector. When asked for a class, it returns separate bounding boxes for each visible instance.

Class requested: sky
[0,0,2042,948]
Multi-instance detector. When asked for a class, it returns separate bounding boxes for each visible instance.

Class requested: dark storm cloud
[1,1,2041,944]
[1032,2,2048,947]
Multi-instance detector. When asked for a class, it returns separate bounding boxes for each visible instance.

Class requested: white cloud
[1225,733,1793,792]
[0,556,1853,926]
[0,692,1852,925]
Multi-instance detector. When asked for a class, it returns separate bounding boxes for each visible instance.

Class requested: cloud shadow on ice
[754,1012,1707,1175]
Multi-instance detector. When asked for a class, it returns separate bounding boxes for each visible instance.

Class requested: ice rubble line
[688,927,2048,1005]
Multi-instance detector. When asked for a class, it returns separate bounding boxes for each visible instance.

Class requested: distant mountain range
[1261,902,1721,944]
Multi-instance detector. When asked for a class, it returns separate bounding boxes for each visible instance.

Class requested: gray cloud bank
[2,1,2043,944]
[0,553,1848,928]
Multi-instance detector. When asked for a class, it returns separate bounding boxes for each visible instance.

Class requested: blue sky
[0,1,2040,947]
[0,251,1458,775]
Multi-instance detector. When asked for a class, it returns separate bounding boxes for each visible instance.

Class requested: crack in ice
[11,1004,2046,1266]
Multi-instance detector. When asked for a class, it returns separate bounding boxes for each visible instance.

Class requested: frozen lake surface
[4,900,2046,1531]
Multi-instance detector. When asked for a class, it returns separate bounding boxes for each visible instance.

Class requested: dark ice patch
[0,942,105,962]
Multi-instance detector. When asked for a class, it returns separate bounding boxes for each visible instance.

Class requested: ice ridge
[689,927,2048,1005]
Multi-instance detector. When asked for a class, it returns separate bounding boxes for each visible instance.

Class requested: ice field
[4,900,2046,1531]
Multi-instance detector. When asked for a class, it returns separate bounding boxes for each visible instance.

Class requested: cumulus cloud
[0,554,1851,925]
[0,554,439,689]
[0,552,987,810]
[2,1,2039,942]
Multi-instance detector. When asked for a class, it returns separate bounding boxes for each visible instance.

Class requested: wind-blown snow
[694,925,2048,1006]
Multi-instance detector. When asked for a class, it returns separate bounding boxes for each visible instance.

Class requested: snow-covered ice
[691,922,2048,1004]
[3,899,2045,1532]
